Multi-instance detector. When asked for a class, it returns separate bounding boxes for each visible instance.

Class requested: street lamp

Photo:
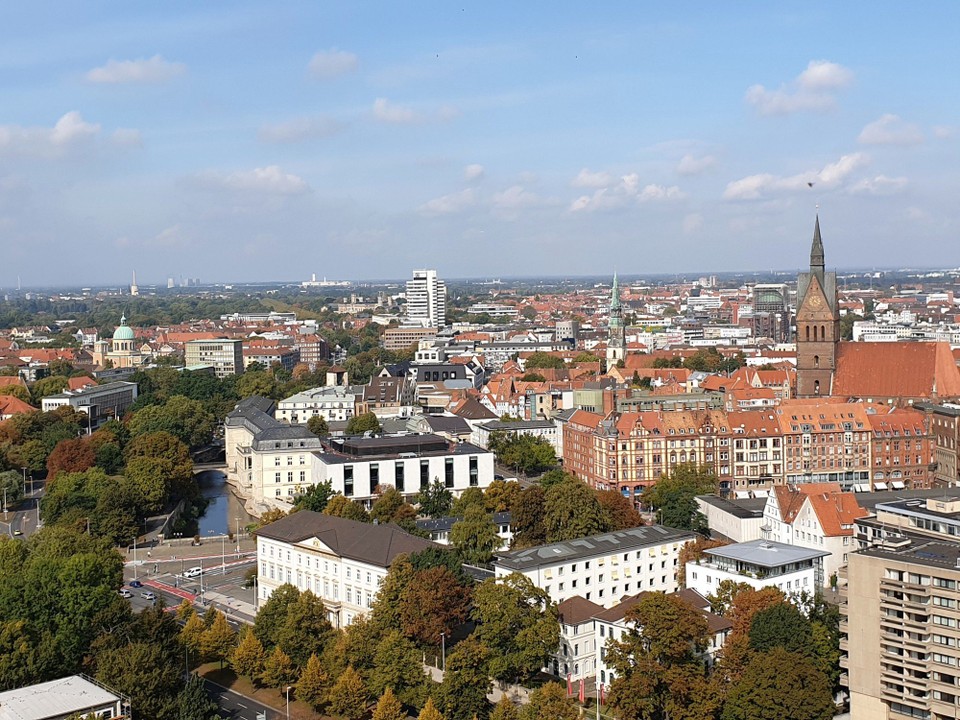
[220,532,226,575]
[133,536,138,580]
[440,632,446,672]
[286,685,293,720]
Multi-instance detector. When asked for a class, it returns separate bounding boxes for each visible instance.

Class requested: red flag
[600,683,604,705]
[567,673,572,696]
[579,678,585,704]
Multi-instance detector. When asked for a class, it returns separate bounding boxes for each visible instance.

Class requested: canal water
[195,470,257,536]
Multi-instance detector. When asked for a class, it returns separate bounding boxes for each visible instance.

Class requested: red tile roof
[834,342,960,400]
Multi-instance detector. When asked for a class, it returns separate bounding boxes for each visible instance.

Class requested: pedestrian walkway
[423,664,531,705]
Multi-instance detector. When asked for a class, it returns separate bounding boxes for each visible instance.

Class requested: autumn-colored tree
[180,613,207,665]
[324,494,371,522]
[489,697,520,720]
[714,586,786,688]
[232,628,268,684]
[520,682,578,720]
[261,646,298,692]
[175,599,196,623]
[329,666,369,720]
[320,616,383,680]
[296,653,330,711]
[46,438,95,479]
[200,609,237,669]
[595,488,644,530]
[510,485,545,548]
[450,504,501,566]
[0,384,32,404]
[722,648,834,720]
[372,687,406,720]
[371,486,413,524]
[706,579,753,616]
[606,593,718,720]
[256,507,288,528]
[371,557,415,633]
[399,566,472,646]
[418,697,446,720]
[677,536,730,586]
[482,479,522,513]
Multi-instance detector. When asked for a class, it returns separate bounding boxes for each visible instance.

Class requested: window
[420,460,430,490]
[469,456,479,486]
[396,462,405,492]
[370,463,379,495]
[445,458,455,488]
[344,466,354,497]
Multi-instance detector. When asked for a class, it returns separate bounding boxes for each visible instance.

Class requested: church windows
[814,380,821,396]
[814,355,820,369]
[805,326,810,341]
[821,325,826,339]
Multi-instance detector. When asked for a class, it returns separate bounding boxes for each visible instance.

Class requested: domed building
[91,314,145,369]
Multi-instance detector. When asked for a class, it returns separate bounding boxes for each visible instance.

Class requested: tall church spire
[810,214,825,279]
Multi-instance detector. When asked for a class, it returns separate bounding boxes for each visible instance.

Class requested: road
[203,677,279,720]
[0,479,44,539]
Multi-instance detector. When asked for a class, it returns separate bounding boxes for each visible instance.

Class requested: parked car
[140,591,156,601]
[129,579,143,588]
[118,589,132,598]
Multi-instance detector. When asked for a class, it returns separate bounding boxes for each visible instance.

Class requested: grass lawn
[197,662,333,719]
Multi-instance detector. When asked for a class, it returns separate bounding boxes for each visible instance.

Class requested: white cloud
[676,153,716,176]
[683,213,704,234]
[307,49,358,79]
[372,98,420,124]
[111,128,143,147]
[464,164,485,182]
[491,185,542,211]
[848,175,908,195]
[933,125,956,140]
[418,188,476,216]
[572,168,613,188]
[258,116,343,143]
[746,60,853,115]
[723,152,868,200]
[151,224,189,247]
[569,173,684,212]
[858,114,923,145]
[199,165,310,195]
[0,111,101,156]
[85,55,186,84]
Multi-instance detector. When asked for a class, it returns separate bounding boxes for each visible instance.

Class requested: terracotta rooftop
[834,341,960,400]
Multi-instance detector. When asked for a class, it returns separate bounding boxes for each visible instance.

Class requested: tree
[0,471,23,507]
[399,566,472,646]
[606,592,717,720]
[523,351,565,370]
[30,375,68,403]
[124,431,195,498]
[438,636,492,720]
[276,590,334,668]
[329,666,368,720]
[254,584,301,649]
[450,487,485,516]
[471,573,559,684]
[641,463,717,534]
[95,641,183,720]
[124,456,170,513]
[510,485,545,548]
[490,697,520,720]
[707,579,752,616]
[261,646,298,691]
[128,395,216,450]
[346,412,381,435]
[450,505,501,566]
[371,486,415,524]
[677,536,730,585]
[482,479,522,513]
[324,494,370,522]
[573,351,601,363]
[232,627,267,683]
[520,372,546,382]
[748,602,813,656]
[177,673,224,720]
[307,415,330,438]
[46,438,95,479]
[543,476,609,542]
[369,630,429,708]
[488,433,556,476]
[0,384,31,404]
[520,682,578,720]
[201,609,238,669]
[294,480,334,512]
[372,687,406,720]
[418,697,446,720]
[722,648,834,720]
[417,480,452,518]
[180,613,207,664]
[596,488,643,530]
[296,653,330,711]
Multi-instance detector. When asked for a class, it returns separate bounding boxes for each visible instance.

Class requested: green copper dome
[112,314,135,341]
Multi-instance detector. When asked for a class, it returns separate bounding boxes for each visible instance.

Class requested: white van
[183,567,204,578]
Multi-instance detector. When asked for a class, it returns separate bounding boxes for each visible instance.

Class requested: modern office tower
[405,269,446,328]
[184,338,245,377]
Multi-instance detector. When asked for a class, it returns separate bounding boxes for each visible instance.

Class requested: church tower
[796,216,840,397]
[606,273,626,366]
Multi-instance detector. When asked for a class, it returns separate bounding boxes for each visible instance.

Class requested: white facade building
[696,495,766,543]
[493,525,696,608]
[276,385,363,424]
[685,539,828,599]
[554,596,604,682]
[41,381,138,430]
[256,511,436,627]
[406,269,447,328]
[471,419,562,457]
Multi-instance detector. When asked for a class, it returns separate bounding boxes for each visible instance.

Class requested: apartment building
[554,595,604,682]
[493,525,696,608]
[41,381,138,429]
[843,496,960,720]
[184,338,244,377]
[382,326,437,351]
[685,539,828,599]
[778,402,874,488]
[256,511,435,627]
[276,385,363,424]
[916,402,960,489]
[406,269,446,328]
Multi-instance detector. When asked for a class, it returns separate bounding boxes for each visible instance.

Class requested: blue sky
[2,2,960,286]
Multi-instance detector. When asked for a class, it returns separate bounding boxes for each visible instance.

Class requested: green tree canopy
[438,635,492,720]
[722,648,834,720]
[416,480,453,518]
[641,462,717,533]
[543,475,609,542]
[127,395,216,450]
[294,480,334,512]
[471,573,559,684]
[346,412,382,435]
[306,415,330,438]
[450,504,501,566]
[523,351,565,370]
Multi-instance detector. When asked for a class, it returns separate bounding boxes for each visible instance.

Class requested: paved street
[0,478,44,539]
[203,678,279,720]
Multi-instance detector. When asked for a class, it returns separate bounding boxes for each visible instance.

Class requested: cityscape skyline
[3,3,960,287]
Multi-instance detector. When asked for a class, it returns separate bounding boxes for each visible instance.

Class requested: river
[195,470,257,536]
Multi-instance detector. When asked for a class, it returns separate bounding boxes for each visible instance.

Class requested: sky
[3,2,960,287]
